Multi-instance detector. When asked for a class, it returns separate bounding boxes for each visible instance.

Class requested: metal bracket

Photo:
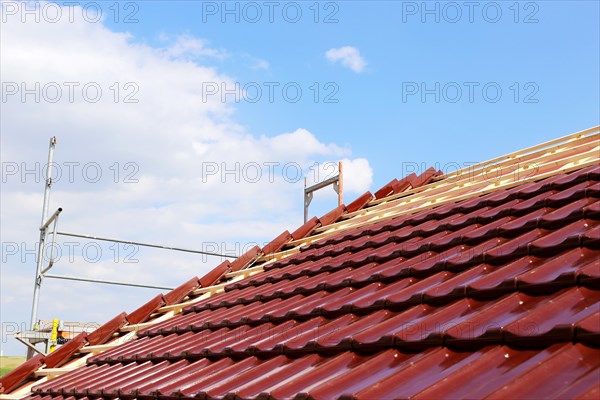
[333,181,340,195]
[304,191,314,209]
[303,161,344,223]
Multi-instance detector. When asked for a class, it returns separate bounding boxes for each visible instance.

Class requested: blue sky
[0,1,598,356]
[102,0,599,181]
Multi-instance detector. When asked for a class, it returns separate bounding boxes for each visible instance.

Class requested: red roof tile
[199,261,229,288]
[163,277,201,305]
[345,191,373,213]
[318,204,346,226]
[291,217,319,240]
[2,127,599,398]
[229,245,261,272]
[86,312,128,346]
[43,333,87,369]
[261,230,292,255]
[373,178,397,199]
[0,354,44,394]
[126,294,166,325]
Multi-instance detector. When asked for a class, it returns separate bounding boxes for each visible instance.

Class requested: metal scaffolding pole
[56,232,231,257]
[28,136,57,358]
[44,274,174,290]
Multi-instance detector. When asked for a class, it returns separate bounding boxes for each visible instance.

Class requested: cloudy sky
[1,1,598,355]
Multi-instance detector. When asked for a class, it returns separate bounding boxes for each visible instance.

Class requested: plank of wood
[436,126,598,180]
[191,282,228,295]
[255,247,300,263]
[224,264,264,278]
[120,311,175,332]
[34,368,72,377]
[158,291,212,313]
[79,343,121,353]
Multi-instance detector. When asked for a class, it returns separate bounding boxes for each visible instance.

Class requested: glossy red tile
[0,353,44,393]
[163,276,201,305]
[229,245,261,271]
[199,260,229,288]
[345,191,373,213]
[485,344,600,400]
[86,312,128,346]
[126,294,166,325]
[43,332,87,368]
[261,230,292,255]
[319,204,346,226]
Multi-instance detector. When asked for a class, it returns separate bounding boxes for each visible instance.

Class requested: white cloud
[239,54,270,71]
[341,158,374,193]
[325,46,366,73]
[0,2,373,354]
[159,33,229,61]
[250,59,270,70]
[306,158,373,195]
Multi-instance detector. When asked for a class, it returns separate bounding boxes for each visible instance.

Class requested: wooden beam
[331,154,596,233]
[255,247,300,263]
[191,282,228,295]
[158,291,212,313]
[34,368,72,377]
[224,264,264,278]
[120,311,175,332]
[79,343,121,353]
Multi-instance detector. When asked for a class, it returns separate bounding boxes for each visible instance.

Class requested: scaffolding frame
[20,137,233,358]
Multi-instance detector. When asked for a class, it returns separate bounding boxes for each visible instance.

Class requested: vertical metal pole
[28,137,57,358]
[338,161,344,206]
[39,137,57,229]
[303,177,308,223]
[47,213,60,269]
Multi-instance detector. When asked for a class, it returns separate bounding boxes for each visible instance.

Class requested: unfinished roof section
[1,126,599,399]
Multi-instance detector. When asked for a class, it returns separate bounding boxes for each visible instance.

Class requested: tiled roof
[1,126,599,399]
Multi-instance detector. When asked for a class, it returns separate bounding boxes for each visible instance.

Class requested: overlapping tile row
[26,344,600,399]
[84,284,598,365]
[22,164,600,399]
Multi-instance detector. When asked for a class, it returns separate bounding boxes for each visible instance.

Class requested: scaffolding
[18,137,232,359]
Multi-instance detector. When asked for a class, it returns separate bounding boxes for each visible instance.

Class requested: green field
[0,356,26,377]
